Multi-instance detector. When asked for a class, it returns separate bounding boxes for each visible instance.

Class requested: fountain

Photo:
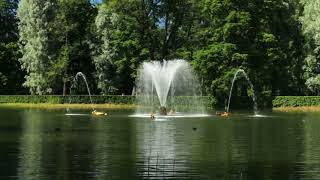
[132,59,208,118]
[226,69,258,115]
[67,72,106,116]
[75,72,94,110]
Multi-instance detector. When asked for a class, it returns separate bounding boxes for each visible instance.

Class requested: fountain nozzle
[159,106,168,115]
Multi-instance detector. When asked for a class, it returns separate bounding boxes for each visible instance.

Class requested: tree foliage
[0,0,316,107]
[300,0,320,94]
[0,0,25,94]
[191,0,305,106]
[50,0,97,95]
[93,0,153,94]
[17,0,55,94]
[0,0,18,43]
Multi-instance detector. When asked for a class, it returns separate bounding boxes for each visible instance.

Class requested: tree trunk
[63,79,67,96]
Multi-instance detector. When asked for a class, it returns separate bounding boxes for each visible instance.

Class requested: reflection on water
[18,110,44,179]
[1,109,320,179]
[302,113,320,179]
[134,119,193,178]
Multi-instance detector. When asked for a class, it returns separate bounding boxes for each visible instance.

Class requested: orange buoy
[221,112,230,117]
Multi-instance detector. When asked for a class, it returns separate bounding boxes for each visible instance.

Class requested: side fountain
[67,72,107,116]
[132,59,208,118]
[226,69,258,115]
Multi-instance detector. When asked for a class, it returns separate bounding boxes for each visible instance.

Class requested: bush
[272,96,320,107]
[7,95,318,109]
[0,95,135,104]
[0,95,214,110]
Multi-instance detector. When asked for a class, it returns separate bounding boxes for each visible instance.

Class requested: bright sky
[90,0,102,4]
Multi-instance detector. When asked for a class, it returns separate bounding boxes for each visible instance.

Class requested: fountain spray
[226,69,258,115]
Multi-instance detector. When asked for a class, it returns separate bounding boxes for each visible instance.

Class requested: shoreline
[1,103,320,112]
[273,106,320,112]
[0,103,138,109]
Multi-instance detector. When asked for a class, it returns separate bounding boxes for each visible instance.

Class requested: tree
[92,0,200,94]
[0,0,18,43]
[0,42,25,94]
[155,0,198,60]
[49,0,97,95]
[0,0,26,94]
[17,0,55,94]
[191,0,305,107]
[92,0,149,95]
[300,0,320,94]
[92,3,117,94]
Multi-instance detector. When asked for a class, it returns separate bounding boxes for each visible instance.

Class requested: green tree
[191,0,304,107]
[155,0,198,60]
[0,0,18,43]
[93,0,200,94]
[0,0,26,94]
[50,0,97,95]
[300,0,320,94]
[92,3,117,94]
[0,43,25,94]
[17,0,55,94]
[92,0,149,95]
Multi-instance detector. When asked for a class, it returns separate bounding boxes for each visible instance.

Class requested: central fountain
[132,59,208,118]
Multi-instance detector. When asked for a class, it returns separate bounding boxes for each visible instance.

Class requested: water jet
[226,69,258,115]
[133,59,207,118]
[68,72,107,116]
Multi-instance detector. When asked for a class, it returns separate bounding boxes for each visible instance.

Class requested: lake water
[0,107,320,179]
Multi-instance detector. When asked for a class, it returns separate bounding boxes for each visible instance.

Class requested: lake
[0,107,319,179]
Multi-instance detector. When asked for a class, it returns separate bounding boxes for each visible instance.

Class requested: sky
[90,0,102,4]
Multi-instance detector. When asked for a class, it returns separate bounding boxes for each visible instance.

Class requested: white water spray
[68,72,95,111]
[134,59,206,116]
[226,69,258,114]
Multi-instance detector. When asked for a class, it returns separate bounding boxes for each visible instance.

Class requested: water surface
[0,108,320,179]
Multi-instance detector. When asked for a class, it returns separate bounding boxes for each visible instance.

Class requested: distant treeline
[1,0,320,107]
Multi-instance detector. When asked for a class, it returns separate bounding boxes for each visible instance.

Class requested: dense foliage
[273,96,320,107]
[300,0,320,95]
[0,0,319,107]
[1,95,319,109]
[0,95,135,104]
[0,95,207,106]
[0,0,25,94]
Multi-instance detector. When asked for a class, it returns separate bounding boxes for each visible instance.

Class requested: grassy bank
[0,103,138,109]
[273,106,320,112]
[0,95,213,110]
[272,96,320,112]
[2,95,320,111]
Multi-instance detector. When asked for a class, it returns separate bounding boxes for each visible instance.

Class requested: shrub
[0,95,135,104]
[272,96,320,107]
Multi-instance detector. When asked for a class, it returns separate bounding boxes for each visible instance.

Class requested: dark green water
[0,108,320,179]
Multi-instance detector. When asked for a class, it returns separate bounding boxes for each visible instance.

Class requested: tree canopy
[0,0,318,107]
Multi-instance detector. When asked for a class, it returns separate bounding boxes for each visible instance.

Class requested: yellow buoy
[91,110,107,116]
[221,112,230,117]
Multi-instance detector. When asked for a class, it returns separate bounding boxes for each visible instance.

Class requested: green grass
[273,106,320,112]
